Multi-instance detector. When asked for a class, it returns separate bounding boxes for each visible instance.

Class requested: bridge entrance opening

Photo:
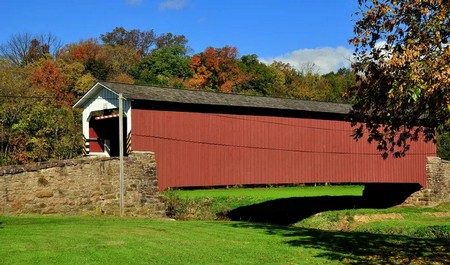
[88,111,127,157]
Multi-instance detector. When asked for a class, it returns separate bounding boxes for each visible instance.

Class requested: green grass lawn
[1,215,449,264]
[171,185,363,201]
[2,186,449,264]
[295,203,450,233]
[0,216,332,265]
[163,185,364,220]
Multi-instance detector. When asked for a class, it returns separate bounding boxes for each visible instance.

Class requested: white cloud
[261,46,354,74]
[126,0,142,6]
[159,0,187,10]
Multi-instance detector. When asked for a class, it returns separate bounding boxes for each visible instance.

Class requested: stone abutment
[0,152,165,217]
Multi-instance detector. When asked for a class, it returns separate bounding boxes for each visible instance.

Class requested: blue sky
[1,0,359,74]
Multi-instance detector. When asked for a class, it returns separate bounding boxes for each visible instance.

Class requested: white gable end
[74,83,132,151]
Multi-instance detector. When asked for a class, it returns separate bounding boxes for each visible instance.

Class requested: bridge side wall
[132,109,435,190]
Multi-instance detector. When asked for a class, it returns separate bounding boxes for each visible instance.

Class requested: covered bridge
[73,82,436,191]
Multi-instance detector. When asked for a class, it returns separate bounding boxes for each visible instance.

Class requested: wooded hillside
[0,27,355,165]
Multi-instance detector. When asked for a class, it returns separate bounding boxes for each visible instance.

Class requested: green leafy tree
[130,44,192,87]
[238,54,277,96]
[348,0,450,157]
[100,27,190,57]
[10,97,81,163]
[268,64,290,97]
[322,67,356,103]
[437,131,450,160]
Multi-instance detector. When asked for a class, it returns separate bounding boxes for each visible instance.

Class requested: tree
[102,45,139,74]
[295,72,331,101]
[187,46,245,92]
[57,60,93,97]
[31,59,75,106]
[22,39,50,64]
[0,32,62,65]
[0,60,81,164]
[237,54,276,96]
[269,60,329,99]
[348,0,450,157]
[155,33,189,50]
[322,67,356,103]
[9,98,81,163]
[59,39,110,80]
[100,27,191,57]
[62,39,102,63]
[0,61,32,164]
[129,44,191,87]
[100,27,156,57]
[437,132,450,160]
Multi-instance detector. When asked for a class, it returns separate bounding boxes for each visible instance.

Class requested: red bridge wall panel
[131,109,436,190]
[88,125,103,153]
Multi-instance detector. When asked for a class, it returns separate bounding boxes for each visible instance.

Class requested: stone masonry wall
[0,152,166,217]
[403,157,450,206]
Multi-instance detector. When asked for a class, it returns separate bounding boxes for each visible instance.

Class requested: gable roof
[73,81,352,115]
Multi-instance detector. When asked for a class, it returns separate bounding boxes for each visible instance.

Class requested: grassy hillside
[162,185,364,221]
[295,203,450,239]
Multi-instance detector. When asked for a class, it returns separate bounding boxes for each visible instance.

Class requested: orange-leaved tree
[31,59,74,106]
[187,46,245,92]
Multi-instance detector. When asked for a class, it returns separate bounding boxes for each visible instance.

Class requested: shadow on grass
[229,222,450,264]
[228,196,365,225]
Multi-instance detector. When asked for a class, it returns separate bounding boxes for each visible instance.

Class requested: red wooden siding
[131,109,436,190]
[88,125,103,153]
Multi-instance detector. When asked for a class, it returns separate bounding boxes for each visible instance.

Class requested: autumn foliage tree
[60,39,110,80]
[59,38,138,91]
[0,60,31,164]
[348,0,450,157]
[188,46,245,92]
[31,59,74,106]
[266,61,340,101]
[0,60,81,164]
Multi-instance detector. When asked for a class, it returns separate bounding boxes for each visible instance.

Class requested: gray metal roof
[75,81,351,115]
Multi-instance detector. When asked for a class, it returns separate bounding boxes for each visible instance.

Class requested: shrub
[162,191,216,220]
